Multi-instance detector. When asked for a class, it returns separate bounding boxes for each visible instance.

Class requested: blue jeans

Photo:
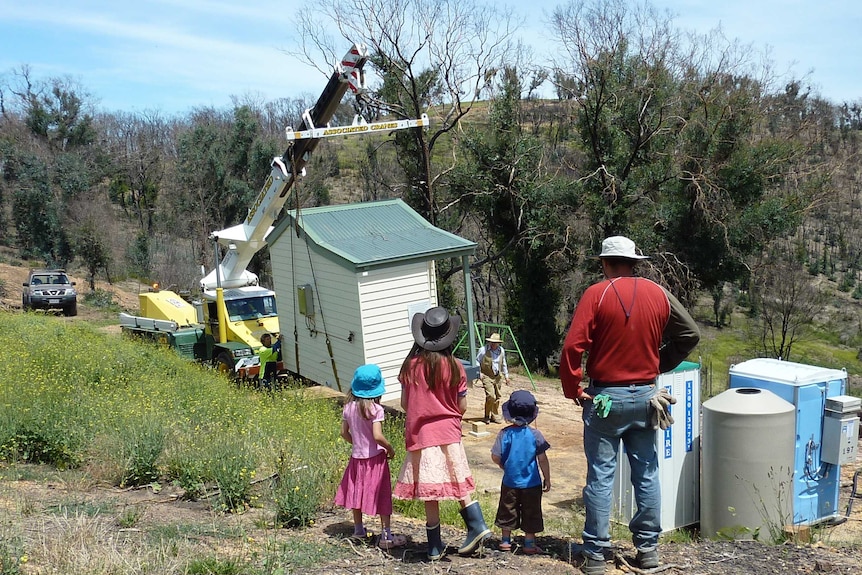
[581,384,660,559]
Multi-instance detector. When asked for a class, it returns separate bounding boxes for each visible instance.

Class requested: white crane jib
[200,44,428,292]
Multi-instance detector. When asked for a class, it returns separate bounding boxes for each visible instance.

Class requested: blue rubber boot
[426,523,444,560]
[457,501,491,555]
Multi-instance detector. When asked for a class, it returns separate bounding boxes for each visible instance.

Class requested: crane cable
[290,144,341,392]
[301,222,342,392]
[287,144,300,376]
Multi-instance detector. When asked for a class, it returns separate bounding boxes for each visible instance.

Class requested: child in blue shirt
[491,390,551,554]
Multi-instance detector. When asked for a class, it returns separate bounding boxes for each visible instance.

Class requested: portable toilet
[728,358,855,525]
[613,361,701,532]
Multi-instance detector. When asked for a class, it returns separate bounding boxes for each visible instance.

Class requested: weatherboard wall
[269,233,364,393]
[269,224,440,402]
[357,261,438,403]
[266,199,475,400]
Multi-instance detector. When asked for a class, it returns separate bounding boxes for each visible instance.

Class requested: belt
[591,380,655,388]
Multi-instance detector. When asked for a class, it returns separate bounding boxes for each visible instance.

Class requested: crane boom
[202,44,425,291]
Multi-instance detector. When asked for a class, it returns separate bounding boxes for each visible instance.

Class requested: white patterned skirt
[393,442,476,501]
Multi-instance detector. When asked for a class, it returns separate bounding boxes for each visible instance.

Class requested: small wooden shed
[266,199,477,402]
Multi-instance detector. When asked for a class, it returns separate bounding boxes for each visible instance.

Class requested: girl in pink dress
[334,364,406,550]
[393,306,492,560]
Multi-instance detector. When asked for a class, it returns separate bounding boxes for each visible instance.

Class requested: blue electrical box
[728,358,847,525]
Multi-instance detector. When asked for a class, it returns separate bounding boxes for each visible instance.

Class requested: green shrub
[165,448,208,500]
[0,420,83,468]
[82,288,120,310]
[185,556,243,575]
[118,416,167,487]
[208,439,257,513]
[272,462,326,528]
[0,535,22,575]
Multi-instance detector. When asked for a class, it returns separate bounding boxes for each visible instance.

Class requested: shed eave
[352,246,477,271]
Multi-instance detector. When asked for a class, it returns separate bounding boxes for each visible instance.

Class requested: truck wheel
[215,352,236,378]
[64,302,78,317]
[22,297,29,311]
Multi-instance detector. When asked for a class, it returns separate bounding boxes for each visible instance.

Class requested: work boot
[457,501,491,555]
[483,396,495,423]
[576,554,606,575]
[426,523,445,561]
[637,549,659,569]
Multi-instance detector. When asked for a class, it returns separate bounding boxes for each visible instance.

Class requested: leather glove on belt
[649,388,677,430]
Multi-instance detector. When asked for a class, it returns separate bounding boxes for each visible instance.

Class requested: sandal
[350,527,368,539]
[522,545,543,555]
[378,533,407,550]
[498,541,512,551]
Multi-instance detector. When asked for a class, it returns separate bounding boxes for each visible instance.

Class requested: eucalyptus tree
[751,249,826,360]
[2,68,104,266]
[449,66,575,367]
[548,0,811,322]
[174,105,280,283]
[292,0,517,225]
[100,110,172,234]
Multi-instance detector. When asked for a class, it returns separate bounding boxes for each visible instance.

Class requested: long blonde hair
[346,391,381,420]
[398,343,461,390]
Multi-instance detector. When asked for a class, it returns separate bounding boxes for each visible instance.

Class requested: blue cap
[351,364,385,398]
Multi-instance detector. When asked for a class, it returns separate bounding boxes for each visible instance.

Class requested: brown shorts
[494,483,544,534]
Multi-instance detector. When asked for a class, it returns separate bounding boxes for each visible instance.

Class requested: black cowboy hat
[411,306,461,351]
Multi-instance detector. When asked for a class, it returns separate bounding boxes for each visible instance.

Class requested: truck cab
[200,286,280,375]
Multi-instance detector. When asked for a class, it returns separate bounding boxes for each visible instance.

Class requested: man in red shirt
[559,236,699,575]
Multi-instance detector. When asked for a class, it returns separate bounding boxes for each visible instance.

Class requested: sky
[0,0,860,116]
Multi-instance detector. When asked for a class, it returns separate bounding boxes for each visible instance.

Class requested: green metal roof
[267,199,476,269]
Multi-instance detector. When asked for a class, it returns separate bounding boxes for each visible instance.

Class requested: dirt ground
[0,261,142,319]
[1,261,861,573]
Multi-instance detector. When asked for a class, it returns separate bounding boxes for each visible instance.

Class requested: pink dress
[334,401,392,516]
[393,356,475,501]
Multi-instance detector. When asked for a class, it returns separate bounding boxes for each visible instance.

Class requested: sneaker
[378,533,407,550]
[637,549,659,569]
[575,553,606,575]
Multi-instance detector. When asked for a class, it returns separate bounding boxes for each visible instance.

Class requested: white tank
[701,387,795,540]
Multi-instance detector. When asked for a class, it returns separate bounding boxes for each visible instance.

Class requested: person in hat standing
[491,390,551,555]
[476,332,510,423]
[334,364,406,550]
[393,306,492,560]
[559,236,699,574]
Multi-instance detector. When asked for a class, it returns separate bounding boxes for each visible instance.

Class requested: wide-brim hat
[594,236,649,260]
[411,306,461,351]
[351,364,386,398]
[486,332,503,343]
[502,390,539,426]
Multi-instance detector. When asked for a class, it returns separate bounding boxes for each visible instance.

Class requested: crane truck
[120,44,428,379]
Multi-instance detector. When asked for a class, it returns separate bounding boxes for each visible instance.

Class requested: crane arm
[202,43,429,292]
[202,44,369,291]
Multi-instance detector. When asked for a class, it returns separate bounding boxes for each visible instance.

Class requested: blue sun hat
[351,364,386,398]
[502,390,539,426]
